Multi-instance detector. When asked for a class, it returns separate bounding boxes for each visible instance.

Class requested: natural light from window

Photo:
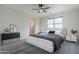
[47,17,63,30]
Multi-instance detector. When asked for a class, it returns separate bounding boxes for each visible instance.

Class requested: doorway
[30,16,36,35]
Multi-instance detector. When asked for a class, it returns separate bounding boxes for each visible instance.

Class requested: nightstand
[66,34,71,41]
[66,34,77,43]
[71,34,77,42]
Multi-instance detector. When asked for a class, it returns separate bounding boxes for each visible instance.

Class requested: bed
[26,32,64,53]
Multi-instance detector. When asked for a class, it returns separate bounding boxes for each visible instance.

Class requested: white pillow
[55,29,62,35]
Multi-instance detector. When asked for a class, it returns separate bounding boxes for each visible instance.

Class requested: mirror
[10,24,18,33]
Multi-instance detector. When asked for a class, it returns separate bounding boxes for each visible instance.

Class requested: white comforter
[26,36,54,53]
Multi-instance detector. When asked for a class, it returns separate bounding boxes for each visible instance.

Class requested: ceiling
[3,4,79,17]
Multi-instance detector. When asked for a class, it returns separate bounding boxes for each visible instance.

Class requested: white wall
[40,8,79,35]
[0,5,31,39]
[40,17,47,32]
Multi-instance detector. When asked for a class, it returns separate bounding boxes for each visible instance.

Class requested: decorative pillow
[48,31,55,34]
[38,32,42,34]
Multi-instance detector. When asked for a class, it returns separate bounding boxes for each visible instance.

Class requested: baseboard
[65,40,76,43]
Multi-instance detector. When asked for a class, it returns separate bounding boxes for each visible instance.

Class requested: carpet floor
[0,39,79,54]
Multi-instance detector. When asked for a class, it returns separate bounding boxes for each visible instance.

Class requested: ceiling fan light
[39,10,43,12]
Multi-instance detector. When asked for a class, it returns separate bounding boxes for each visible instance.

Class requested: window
[47,17,63,30]
[48,19,54,29]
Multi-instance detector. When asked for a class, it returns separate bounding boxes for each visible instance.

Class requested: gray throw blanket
[30,33,64,51]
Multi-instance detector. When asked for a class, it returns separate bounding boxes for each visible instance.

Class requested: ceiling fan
[32,4,50,13]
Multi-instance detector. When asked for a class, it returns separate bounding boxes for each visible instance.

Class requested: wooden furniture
[1,32,20,45]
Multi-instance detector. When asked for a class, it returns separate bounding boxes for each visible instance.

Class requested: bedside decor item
[71,29,78,34]
[4,27,10,33]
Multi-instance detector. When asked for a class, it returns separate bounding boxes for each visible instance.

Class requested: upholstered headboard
[61,28,67,39]
[55,28,67,39]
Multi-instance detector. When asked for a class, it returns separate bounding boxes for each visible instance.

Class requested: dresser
[1,32,20,45]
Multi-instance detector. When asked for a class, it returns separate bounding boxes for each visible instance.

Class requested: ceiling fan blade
[32,8,40,10]
[32,4,50,13]
[44,7,50,9]
[43,10,47,13]
[38,10,41,13]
